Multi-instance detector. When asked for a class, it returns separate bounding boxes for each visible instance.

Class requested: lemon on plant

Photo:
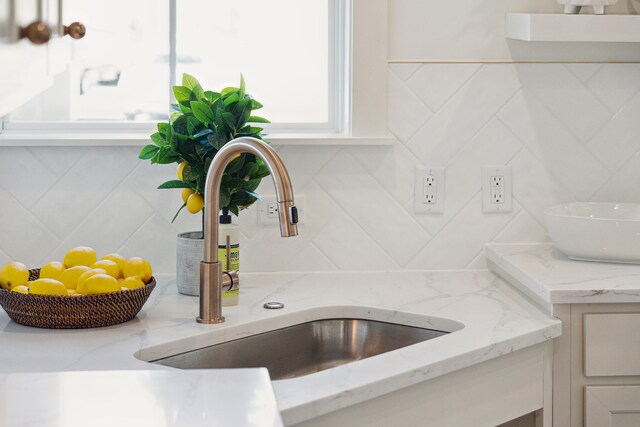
[101,253,126,272]
[177,161,188,181]
[186,193,204,214]
[123,257,153,283]
[29,278,67,296]
[181,188,195,203]
[121,276,145,290]
[84,274,121,295]
[91,260,120,279]
[40,261,66,281]
[58,265,90,290]
[11,285,29,294]
[0,262,29,290]
[64,246,97,268]
[76,268,107,294]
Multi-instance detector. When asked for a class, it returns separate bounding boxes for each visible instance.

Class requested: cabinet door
[585,386,640,427]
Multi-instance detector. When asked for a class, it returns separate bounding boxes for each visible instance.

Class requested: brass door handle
[19,21,52,45]
[63,22,86,39]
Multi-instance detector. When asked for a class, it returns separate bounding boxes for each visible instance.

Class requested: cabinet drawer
[585,386,640,427]
[584,313,640,377]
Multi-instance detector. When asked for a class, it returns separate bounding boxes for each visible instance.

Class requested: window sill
[0,132,396,147]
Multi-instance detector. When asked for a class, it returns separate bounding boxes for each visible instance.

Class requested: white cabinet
[585,386,640,427]
[552,303,640,427]
[0,0,81,117]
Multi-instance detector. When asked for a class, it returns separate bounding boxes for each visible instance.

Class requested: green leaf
[191,101,214,123]
[173,86,193,105]
[250,99,263,110]
[193,128,213,138]
[182,163,199,181]
[157,122,170,135]
[228,204,239,216]
[223,93,239,107]
[155,146,181,164]
[225,154,245,174]
[219,190,231,208]
[150,132,165,146]
[182,73,201,91]
[204,91,220,102]
[221,87,239,98]
[239,74,246,98]
[222,112,236,130]
[247,116,270,123]
[157,180,193,189]
[139,145,159,160]
[171,202,187,223]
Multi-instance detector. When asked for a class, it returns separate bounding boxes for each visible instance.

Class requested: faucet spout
[197,137,298,324]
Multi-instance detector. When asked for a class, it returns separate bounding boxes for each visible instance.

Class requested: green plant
[138,73,271,222]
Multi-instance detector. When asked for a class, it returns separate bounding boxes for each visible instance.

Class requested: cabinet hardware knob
[19,21,52,45]
[64,22,86,39]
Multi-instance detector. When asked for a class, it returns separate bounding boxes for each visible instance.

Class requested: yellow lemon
[11,285,29,294]
[40,261,66,281]
[76,268,107,294]
[101,253,126,272]
[58,266,90,290]
[177,161,188,181]
[121,276,145,290]
[186,193,204,214]
[123,257,153,283]
[91,260,120,279]
[181,188,195,203]
[0,262,29,290]
[84,274,121,295]
[29,278,67,296]
[64,246,97,268]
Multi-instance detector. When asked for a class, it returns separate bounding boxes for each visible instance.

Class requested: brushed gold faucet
[197,137,298,324]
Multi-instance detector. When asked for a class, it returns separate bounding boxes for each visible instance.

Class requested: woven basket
[0,269,156,329]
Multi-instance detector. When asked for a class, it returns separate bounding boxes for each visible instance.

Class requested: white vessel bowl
[544,202,640,264]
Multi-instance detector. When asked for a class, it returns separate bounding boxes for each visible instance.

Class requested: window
[4,0,348,132]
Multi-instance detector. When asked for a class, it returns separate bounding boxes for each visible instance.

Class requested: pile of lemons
[0,247,153,296]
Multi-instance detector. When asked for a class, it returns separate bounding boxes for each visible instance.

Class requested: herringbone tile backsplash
[1,63,639,273]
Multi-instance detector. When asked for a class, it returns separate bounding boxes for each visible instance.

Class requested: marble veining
[0,369,282,427]
[0,271,560,425]
[487,243,640,304]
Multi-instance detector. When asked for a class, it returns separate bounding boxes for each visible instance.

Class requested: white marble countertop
[486,243,640,305]
[0,369,282,427]
[0,271,560,425]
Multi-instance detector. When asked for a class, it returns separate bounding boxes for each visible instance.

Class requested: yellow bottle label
[218,243,239,297]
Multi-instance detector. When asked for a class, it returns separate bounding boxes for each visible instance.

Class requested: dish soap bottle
[219,208,240,306]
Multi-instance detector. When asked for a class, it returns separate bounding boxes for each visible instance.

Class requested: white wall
[0,1,639,274]
[389,0,640,61]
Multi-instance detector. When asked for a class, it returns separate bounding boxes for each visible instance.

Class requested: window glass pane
[10,0,169,122]
[175,0,329,125]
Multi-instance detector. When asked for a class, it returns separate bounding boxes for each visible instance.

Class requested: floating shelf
[506,13,640,42]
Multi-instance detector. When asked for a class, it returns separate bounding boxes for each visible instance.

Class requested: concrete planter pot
[176,231,204,296]
[557,0,618,15]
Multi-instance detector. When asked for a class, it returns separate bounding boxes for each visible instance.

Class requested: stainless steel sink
[150,318,448,380]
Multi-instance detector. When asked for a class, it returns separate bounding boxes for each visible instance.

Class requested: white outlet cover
[482,166,512,213]
[414,166,445,214]
[257,195,305,225]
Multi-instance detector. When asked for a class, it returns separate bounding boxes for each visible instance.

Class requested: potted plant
[138,73,270,296]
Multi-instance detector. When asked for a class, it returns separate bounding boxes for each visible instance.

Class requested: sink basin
[149,318,448,380]
[545,202,640,264]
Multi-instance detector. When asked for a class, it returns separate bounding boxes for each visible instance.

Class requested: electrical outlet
[258,195,305,225]
[482,166,512,213]
[414,167,444,213]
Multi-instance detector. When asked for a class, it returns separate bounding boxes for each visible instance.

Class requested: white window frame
[0,0,392,146]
